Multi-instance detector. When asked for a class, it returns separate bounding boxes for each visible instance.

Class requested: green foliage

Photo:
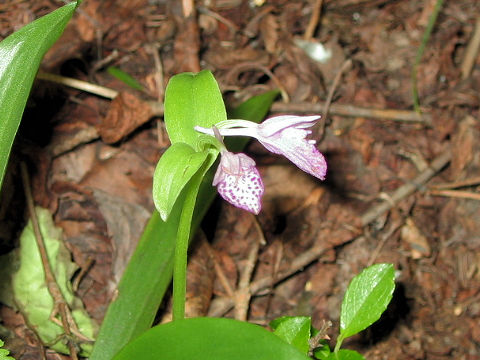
[164,70,227,148]
[325,349,365,360]
[0,340,14,360]
[270,316,312,354]
[273,264,395,360]
[90,89,278,360]
[113,318,311,360]
[153,143,211,221]
[107,66,144,91]
[339,263,395,341]
[152,71,226,221]
[1,207,95,356]
[0,1,79,190]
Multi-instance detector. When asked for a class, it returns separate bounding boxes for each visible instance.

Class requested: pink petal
[258,127,327,180]
[259,115,320,137]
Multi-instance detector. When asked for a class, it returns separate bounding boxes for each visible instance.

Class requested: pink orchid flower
[196,115,327,180]
[213,150,264,214]
[197,115,327,214]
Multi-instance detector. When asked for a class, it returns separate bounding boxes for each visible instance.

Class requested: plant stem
[172,180,201,321]
[333,334,344,355]
[411,0,445,113]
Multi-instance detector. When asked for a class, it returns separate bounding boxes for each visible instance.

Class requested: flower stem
[172,180,200,321]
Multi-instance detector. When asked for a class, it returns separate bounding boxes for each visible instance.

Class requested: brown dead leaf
[259,14,279,54]
[401,217,431,259]
[451,115,476,179]
[96,92,153,144]
[173,16,201,73]
[92,189,150,284]
[185,237,215,318]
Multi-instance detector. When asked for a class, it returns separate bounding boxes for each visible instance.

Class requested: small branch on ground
[317,58,352,140]
[460,16,480,80]
[304,0,324,40]
[271,102,431,124]
[208,242,330,317]
[234,214,264,321]
[428,189,480,201]
[361,149,451,226]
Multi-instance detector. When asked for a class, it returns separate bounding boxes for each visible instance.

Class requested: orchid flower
[196,115,327,180]
[198,115,327,214]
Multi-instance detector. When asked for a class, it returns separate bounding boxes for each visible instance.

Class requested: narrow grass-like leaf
[113,318,310,360]
[340,263,395,339]
[90,90,277,360]
[107,66,144,91]
[0,1,78,190]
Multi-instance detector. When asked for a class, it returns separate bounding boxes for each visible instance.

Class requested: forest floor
[0,0,479,359]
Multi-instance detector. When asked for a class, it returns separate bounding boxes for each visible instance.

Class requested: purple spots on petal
[214,151,264,214]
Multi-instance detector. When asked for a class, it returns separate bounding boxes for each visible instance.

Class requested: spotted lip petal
[213,151,264,214]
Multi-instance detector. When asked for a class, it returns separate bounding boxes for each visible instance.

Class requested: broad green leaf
[90,90,277,360]
[0,1,79,190]
[107,66,144,91]
[270,316,311,354]
[152,143,212,221]
[327,350,365,360]
[11,207,95,355]
[340,263,395,339]
[0,340,14,360]
[164,70,227,148]
[113,318,311,360]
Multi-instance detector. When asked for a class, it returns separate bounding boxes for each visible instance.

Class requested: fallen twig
[234,215,265,321]
[271,102,431,124]
[304,0,324,40]
[429,176,480,190]
[208,242,330,317]
[460,16,480,80]
[318,58,353,139]
[360,149,451,226]
[37,71,118,99]
[428,189,480,201]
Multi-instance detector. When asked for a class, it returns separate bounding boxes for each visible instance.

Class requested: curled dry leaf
[97,91,153,144]
[401,217,431,259]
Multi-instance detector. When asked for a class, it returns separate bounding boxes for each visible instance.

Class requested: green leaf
[107,66,144,91]
[0,1,78,190]
[0,340,15,360]
[90,90,277,360]
[152,143,212,221]
[113,318,311,360]
[270,316,311,354]
[340,263,395,339]
[327,349,365,360]
[313,339,331,360]
[164,70,227,148]
[11,207,95,356]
